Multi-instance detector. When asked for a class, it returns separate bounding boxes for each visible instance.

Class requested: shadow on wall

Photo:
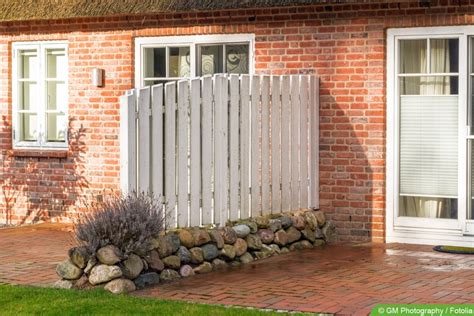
[0,117,90,225]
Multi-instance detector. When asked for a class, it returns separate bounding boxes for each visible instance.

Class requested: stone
[301,226,316,243]
[201,244,219,261]
[233,238,248,256]
[177,246,192,264]
[144,250,164,272]
[268,244,281,254]
[255,216,269,229]
[121,254,144,279]
[152,236,174,258]
[267,219,282,233]
[229,261,241,268]
[242,221,258,233]
[104,278,136,294]
[208,229,225,249]
[219,244,236,260]
[279,216,293,229]
[291,215,306,230]
[245,234,263,250]
[193,262,212,274]
[96,245,123,265]
[68,246,89,269]
[56,259,83,280]
[280,247,290,254]
[191,229,211,246]
[257,229,274,244]
[313,239,326,247]
[134,272,160,289]
[89,264,122,285]
[273,229,288,246]
[232,224,251,238]
[84,257,97,275]
[167,234,181,253]
[160,269,180,282]
[304,211,318,230]
[142,258,149,271]
[212,258,228,270]
[73,275,90,290]
[314,227,324,239]
[254,246,272,260]
[53,279,73,289]
[322,220,336,242]
[220,227,237,244]
[178,230,194,248]
[286,227,302,244]
[179,265,195,277]
[162,255,181,270]
[314,210,326,227]
[289,240,313,251]
[239,252,254,264]
[189,247,204,264]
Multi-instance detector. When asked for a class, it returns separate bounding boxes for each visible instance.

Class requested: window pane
[200,45,223,76]
[19,113,37,142]
[19,82,37,110]
[47,81,66,110]
[399,196,457,219]
[169,47,190,77]
[226,44,249,74]
[46,113,66,142]
[47,48,67,79]
[19,49,38,79]
[399,76,458,95]
[144,48,166,78]
[144,80,168,87]
[430,39,458,73]
[399,39,427,74]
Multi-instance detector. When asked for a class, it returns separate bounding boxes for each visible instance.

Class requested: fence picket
[240,75,251,219]
[190,78,201,227]
[271,76,281,213]
[280,76,291,212]
[310,76,320,209]
[250,75,261,217]
[201,76,213,225]
[177,80,189,228]
[214,74,229,225]
[165,82,177,228]
[151,84,164,201]
[120,91,137,193]
[229,75,240,221]
[290,76,300,210]
[261,76,270,215]
[300,76,309,209]
[138,87,151,194]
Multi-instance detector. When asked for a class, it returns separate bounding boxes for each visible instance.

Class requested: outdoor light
[92,68,104,87]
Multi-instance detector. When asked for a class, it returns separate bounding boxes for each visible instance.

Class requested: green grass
[0,284,304,315]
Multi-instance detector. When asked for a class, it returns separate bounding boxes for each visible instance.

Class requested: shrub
[75,193,165,255]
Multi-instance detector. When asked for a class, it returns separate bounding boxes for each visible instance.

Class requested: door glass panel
[398,38,458,219]
[199,45,223,76]
[226,44,249,74]
[169,47,190,77]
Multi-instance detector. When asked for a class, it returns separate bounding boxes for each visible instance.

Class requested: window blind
[399,95,458,198]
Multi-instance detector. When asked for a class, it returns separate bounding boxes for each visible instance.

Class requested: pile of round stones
[55,210,335,294]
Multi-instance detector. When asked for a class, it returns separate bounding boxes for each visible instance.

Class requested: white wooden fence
[120,74,319,228]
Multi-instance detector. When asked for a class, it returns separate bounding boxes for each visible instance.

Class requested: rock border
[55,210,335,294]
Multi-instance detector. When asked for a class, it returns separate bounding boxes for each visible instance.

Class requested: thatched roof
[0,0,344,22]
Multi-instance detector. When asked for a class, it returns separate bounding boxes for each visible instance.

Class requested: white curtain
[399,39,456,219]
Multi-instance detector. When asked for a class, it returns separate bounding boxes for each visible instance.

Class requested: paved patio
[1,224,474,315]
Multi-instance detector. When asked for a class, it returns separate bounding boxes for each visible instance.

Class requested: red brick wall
[0,1,473,241]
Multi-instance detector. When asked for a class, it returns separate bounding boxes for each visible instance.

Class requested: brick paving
[1,224,474,315]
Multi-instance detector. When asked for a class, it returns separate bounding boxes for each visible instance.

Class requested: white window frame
[134,34,255,88]
[386,26,474,246]
[12,41,68,150]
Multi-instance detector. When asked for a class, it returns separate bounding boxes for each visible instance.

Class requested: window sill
[8,149,69,159]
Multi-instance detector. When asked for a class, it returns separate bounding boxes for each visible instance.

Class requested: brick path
[0,223,75,286]
[1,224,474,315]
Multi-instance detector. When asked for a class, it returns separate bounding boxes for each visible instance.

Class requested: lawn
[0,284,302,315]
